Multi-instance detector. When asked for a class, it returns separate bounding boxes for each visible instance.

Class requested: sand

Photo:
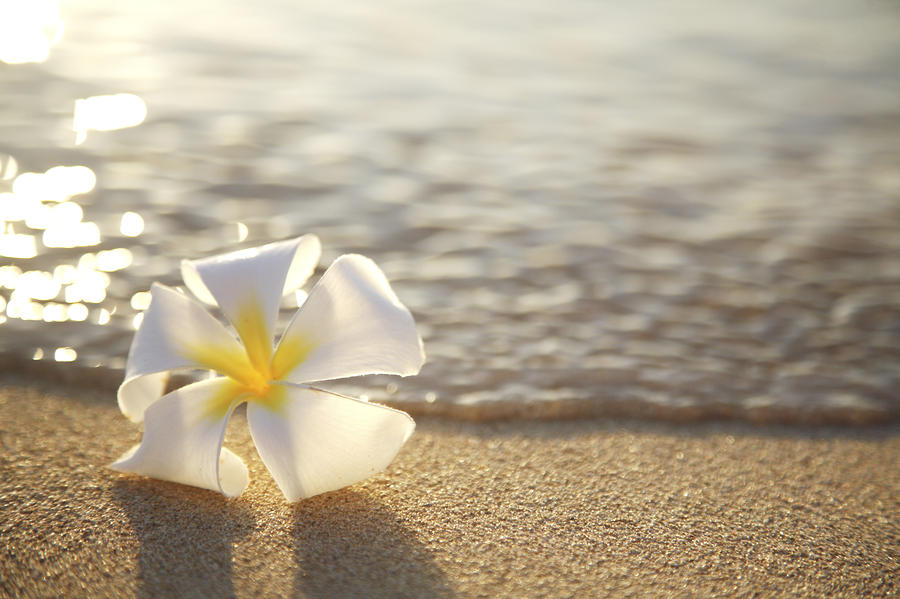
[0,376,897,598]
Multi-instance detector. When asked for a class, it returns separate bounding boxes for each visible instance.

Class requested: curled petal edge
[111,378,249,498]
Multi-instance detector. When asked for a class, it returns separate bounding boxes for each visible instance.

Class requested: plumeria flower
[111,234,425,501]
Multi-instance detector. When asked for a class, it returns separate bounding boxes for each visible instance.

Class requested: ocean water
[1,0,898,423]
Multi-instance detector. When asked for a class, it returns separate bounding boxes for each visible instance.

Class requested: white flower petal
[282,235,323,295]
[118,283,252,423]
[247,384,415,501]
[180,234,321,372]
[181,234,321,305]
[111,378,250,498]
[117,372,168,424]
[271,254,425,385]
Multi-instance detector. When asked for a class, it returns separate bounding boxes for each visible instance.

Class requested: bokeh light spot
[67,303,88,321]
[73,93,147,144]
[0,0,63,65]
[54,347,77,362]
[96,248,133,272]
[130,291,152,311]
[120,211,144,237]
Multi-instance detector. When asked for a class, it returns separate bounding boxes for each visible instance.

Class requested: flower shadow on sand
[112,479,255,599]
[292,490,454,599]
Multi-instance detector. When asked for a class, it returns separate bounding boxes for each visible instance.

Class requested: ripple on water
[0,0,898,424]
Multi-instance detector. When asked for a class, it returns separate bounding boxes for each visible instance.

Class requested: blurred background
[0,0,898,423]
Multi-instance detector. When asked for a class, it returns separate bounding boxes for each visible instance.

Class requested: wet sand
[0,377,897,598]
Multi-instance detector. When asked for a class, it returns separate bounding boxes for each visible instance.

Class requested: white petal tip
[300,233,321,250]
[399,350,426,377]
[118,400,146,423]
[218,448,250,498]
[109,444,140,471]
[403,421,416,443]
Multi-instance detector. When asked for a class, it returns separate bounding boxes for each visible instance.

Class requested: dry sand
[0,376,897,598]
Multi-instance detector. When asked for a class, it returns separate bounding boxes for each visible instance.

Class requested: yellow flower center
[184,300,316,419]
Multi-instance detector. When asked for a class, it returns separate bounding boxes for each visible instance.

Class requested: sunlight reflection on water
[0,227,37,258]
[0,154,146,328]
[73,93,148,144]
[119,211,144,237]
[0,0,63,64]
[53,346,76,361]
[2,165,102,253]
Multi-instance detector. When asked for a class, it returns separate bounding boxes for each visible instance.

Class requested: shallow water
[1,0,898,423]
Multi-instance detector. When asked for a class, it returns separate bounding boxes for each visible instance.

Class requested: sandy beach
[0,376,897,598]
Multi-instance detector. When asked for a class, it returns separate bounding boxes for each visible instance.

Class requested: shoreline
[1,377,897,597]
[0,358,896,426]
